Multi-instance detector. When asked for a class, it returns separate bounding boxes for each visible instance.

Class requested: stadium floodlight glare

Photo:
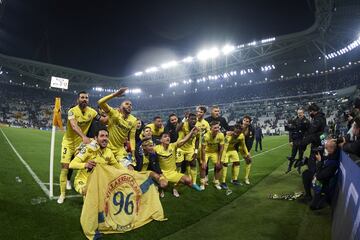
[161,61,178,69]
[145,67,158,73]
[126,88,142,94]
[247,41,257,46]
[182,56,193,63]
[261,37,276,44]
[134,71,143,76]
[169,82,179,88]
[197,47,219,60]
[222,44,235,55]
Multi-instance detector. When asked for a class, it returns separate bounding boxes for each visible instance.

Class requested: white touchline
[208,142,289,172]
[1,128,50,197]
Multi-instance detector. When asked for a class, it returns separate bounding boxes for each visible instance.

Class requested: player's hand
[82,136,91,144]
[245,155,252,164]
[127,165,134,171]
[191,126,199,135]
[315,152,321,161]
[159,178,168,188]
[113,87,128,97]
[85,160,96,171]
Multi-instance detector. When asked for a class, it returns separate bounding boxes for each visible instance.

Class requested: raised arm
[97,87,128,113]
[177,127,199,148]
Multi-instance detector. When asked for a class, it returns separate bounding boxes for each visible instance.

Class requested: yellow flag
[80,165,166,239]
[52,97,63,129]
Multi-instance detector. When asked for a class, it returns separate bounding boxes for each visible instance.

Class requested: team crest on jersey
[104,173,141,232]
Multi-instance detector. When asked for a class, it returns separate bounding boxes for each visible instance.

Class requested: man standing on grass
[255,124,263,152]
[241,115,255,185]
[221,123,251,189]
[97,87,138,167]
[200,121,225,190]
[58,91,107,204]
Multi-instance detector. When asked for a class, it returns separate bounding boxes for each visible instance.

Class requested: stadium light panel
[182,56,193,63]
[145,67,158,73]
[161,61,178,69]
[197,47,219,60]
[134,71,143,76]
[222,44,235,55]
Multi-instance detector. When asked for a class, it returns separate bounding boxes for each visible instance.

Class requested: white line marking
[0,128,50,197]
[52,194,82,199]
[208,142,288,172]
[43,182,60,186]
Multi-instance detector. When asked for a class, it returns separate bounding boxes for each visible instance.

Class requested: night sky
[0,0,315,76]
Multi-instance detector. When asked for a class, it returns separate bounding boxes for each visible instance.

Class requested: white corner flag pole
[49,125,56,199]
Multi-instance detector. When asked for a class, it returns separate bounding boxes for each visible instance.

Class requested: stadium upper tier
[0,0,359,92]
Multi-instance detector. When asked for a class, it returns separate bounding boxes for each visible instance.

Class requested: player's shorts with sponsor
[162,170,184,184]
[204,152,224,164]
[74,179,87,195]
[176,149,195,163]
[225,150,240,163]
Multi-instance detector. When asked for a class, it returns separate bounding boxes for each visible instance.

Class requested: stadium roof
[0,0,359,89]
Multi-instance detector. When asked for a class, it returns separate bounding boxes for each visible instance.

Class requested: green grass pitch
[0,126,331,240]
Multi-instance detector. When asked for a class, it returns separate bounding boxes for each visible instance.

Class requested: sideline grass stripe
[0,128,50,197]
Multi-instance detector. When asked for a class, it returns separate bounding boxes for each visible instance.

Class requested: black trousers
[290,140,305,160]
[255,138,262,151]
[302,169,328,210]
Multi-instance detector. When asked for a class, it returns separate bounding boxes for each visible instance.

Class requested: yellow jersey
[196,118,210,137]
[146,123,164,138]
[141,154,150,172]
[69,140,124,184]
[155,143,177,172]
[107,106,137,152]
[178,121,199,152]
[62,105,98,146]
[202,131,225,153]
[224,133,249,157]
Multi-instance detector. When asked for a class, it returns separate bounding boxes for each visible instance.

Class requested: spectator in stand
[255,124,263,152]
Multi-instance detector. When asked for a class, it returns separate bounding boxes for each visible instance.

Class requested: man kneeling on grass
[69,127,165,196]
[155,130,202,197]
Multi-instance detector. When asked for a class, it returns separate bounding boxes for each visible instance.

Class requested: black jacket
[343,136,360,158]
[302,112,326,148]
[289,117,310,142]
[315,151,340,191]
[134,149,162,175]
[205,115,230,133]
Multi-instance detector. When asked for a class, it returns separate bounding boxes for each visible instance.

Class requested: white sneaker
[200,184,205,191]
[57,195,65,204]
[245,178,250,185]
[172,189,180,197]
[66,180,72,190]
[160,190,165,198]
[214,184,222,190]
[205,176,209,186]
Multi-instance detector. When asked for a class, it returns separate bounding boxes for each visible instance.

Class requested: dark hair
[234,123,242,131]
[210,121,220,127]
[168,113,177,119]
[212,105,220,110]
[95,126,109,137]
[160,132,170,138]
[243,115,252,122]
[188,113,196,119]
[197,106,207,113]
[354,117,360,128]
[153,116,162,121]
[308,103,320,112]
[78,91,88,97]
[143,126,151,131]
[354,97,360,109]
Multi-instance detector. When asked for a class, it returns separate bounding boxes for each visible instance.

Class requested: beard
[79,101,88,109]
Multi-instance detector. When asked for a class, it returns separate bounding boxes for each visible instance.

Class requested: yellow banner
[80,165,166,239]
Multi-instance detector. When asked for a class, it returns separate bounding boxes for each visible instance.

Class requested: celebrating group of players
[57,87,256,204]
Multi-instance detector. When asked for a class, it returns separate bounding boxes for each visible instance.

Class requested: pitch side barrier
[332,151,360,240]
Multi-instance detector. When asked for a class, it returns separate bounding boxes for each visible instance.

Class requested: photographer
[338,116,360,158]
[301,103,327,173]
[301,140,340,210]
[285,108,309,174]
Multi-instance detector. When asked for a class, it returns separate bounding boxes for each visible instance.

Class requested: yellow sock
[232,165,240,180]
[190,167,197,184]
[186,165,191,176]
[221,166,228,183]
[245,164,251,180]
[59,168,68,196]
